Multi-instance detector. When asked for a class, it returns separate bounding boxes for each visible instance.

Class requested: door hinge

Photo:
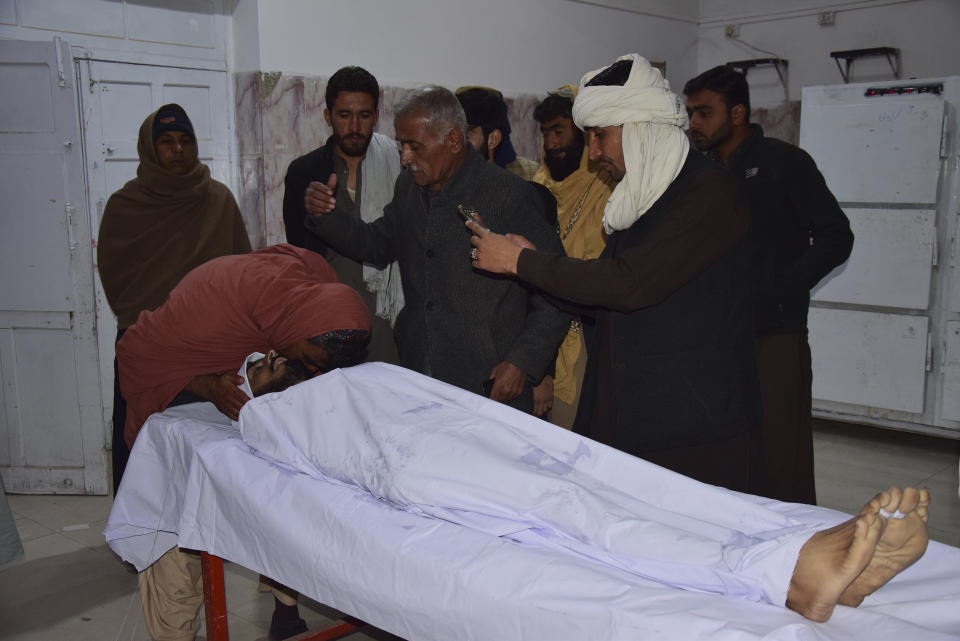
[940,109,950,158]
[54,36,66,88]
[86,58,96,94]
[925,330,933,372]
[951,214,959,268]
[65,202,78,251]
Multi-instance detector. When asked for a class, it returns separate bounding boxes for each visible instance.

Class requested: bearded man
[283,65,402,364]
[530,87,615,428]
[468,55,760,492]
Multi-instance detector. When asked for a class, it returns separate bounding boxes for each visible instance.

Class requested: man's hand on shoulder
[185,372,250,421]
[305,173,338,216]
[488,361,526,403]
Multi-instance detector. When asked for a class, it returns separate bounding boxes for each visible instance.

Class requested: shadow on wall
[234,71,545,249]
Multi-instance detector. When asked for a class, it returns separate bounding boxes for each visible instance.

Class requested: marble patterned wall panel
[506,94,544,163]
[262,152,299,246]
[376,86,404,140]
[753,100,801,147]
[235,72,262,156]
[261,75,308,156]
[300,76,330,157]
[238,156,266,249]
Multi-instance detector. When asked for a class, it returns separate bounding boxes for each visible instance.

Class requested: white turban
[573,54,690,234]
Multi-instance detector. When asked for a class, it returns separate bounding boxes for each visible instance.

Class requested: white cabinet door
[0,39,105,493]
[809,308,928,414]
[943,321,960,422]
[78,60,231,433]
[812,208,936,310]
[800,85,944,205]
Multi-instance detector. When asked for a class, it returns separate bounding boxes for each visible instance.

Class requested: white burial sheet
[106,363,960,641]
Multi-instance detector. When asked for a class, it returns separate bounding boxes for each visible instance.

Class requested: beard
[689,118,733,152]
[335,132,372,158]
[543,136,585,182]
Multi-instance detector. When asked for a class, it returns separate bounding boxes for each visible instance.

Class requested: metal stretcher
[199,551,365,641]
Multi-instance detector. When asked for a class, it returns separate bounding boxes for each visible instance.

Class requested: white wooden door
[78,59,232,437]
[0,39,105,493]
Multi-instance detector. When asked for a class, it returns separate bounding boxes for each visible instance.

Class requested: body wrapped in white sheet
[241,363,816,608]
[106,363,960,641]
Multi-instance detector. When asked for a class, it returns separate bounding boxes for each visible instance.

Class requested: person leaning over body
[97,103,251,493]
[468,54,760,492]
[117,243,370,449]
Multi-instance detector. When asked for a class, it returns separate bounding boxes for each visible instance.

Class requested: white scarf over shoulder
[360,132,404,323]
[572,54,690,234]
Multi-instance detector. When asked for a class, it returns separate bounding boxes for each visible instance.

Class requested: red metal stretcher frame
[201,551,368,641]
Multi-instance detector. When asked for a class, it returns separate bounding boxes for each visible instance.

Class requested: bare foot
[785,500,885,622]
[838,486,930,607]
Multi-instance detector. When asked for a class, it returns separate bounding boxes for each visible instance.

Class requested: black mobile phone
[458,204,482,226]
[481,377,495,397]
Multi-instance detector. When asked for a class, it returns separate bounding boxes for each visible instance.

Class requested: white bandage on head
[572,54,690,234]
[238,352,264,402]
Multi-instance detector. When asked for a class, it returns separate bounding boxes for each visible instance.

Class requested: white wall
[229,0,261,72]
[697,0,960,108]
[0,0,231,69]
[237,0,700,97]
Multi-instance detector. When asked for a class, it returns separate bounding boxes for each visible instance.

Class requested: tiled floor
[1,419,958,641]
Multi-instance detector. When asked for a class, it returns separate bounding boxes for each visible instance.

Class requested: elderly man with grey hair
[303,86,569,413]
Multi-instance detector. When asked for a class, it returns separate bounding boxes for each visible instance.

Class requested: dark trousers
[749,332,817,504]
[111,329,129,496]
[643,431,750,493]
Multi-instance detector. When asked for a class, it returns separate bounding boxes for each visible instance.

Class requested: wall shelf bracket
[830,47,901,83]
[726,58,789,98]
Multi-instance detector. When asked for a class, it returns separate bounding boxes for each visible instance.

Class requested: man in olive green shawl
[97,103,251,493]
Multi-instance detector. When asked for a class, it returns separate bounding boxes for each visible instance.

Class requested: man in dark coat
[684,65,854,504]
[468,54,760,492]
[303,86,569,413]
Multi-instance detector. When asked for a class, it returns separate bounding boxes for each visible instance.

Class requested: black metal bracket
[726,58,789,97]
[830,47,901,83]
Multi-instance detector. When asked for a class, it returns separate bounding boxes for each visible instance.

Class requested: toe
[881,486,902,514]
[899,487,920,513]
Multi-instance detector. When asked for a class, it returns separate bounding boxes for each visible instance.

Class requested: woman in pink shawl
[118,243,370,448]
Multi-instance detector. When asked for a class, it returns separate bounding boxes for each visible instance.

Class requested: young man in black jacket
[283,65,402,365]
[684,65,854,505]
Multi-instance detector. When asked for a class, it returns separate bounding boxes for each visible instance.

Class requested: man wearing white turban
[468,54,760,491]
